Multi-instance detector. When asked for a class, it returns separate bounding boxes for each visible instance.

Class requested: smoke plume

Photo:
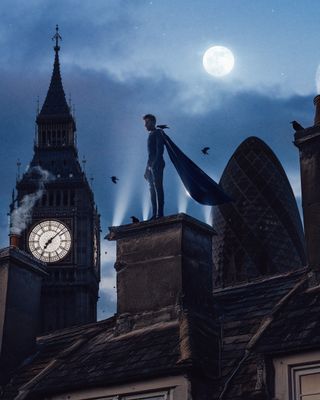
[10,166,54,235]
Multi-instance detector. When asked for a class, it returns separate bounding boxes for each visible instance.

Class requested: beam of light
[287,170,301,201]
[178,179,190,213]
[112,171,135,227]
[142,184,151,220]
[202,205,213,225]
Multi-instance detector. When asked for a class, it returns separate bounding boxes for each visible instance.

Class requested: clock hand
[44,228,68,249]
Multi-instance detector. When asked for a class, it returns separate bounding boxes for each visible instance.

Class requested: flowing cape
[162,132,232,205]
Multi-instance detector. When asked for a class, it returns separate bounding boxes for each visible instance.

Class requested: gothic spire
[38,25,71,118]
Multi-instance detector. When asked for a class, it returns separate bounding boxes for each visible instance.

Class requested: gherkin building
[212,136,306,287]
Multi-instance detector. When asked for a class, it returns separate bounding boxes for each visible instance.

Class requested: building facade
[212,136,306,287]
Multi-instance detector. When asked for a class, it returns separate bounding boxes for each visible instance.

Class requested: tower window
[56,191,61,206]
[57,130,61,146]
[70,190,75,206]
[63,190,68,206]
[52,130,56,146]
[49,191,54,206]
[42,194,47,206]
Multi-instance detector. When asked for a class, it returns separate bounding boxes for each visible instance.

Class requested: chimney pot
[9,233,21,248]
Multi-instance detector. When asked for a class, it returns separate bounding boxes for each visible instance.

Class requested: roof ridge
[212,267,307,294]
[37,316,115,342]
[110,320,179,341]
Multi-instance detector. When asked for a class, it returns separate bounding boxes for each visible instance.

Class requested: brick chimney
[107,213,216,315]
[294,97,320,283]
[0,246,47,384]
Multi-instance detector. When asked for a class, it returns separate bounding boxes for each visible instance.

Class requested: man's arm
[150,130,164,169]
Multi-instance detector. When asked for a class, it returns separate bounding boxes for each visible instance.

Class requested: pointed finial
[52,24,62,53]
[36,96,40,115]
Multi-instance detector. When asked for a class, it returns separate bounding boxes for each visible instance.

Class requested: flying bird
[291,121,304,131]
[157,124,169,129]
[130,216,140,223]
[111,176,119,184]
[201,147,210,155]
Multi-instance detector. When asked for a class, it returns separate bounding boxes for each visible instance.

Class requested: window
[290,364,320,400]
[274,352,320,400]
[48,376,188,400]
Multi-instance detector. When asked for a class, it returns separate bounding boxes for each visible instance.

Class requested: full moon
[203,46,235,77]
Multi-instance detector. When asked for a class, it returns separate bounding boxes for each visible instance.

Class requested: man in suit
[143,114,165,219]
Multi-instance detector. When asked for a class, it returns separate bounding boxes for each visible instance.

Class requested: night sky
[0,0,319,317]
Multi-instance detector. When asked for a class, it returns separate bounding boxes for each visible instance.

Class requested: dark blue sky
[0,0,318,316]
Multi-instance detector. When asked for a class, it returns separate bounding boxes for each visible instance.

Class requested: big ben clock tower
[13,26,101,333]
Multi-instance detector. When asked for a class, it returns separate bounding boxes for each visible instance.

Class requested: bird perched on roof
[291,121,304,131]
[157,124,169,129]
[201,147,210,155]
[130,216,140,223]
[111,176,119,184]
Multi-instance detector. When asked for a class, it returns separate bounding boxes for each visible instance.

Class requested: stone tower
[11,26,100,333]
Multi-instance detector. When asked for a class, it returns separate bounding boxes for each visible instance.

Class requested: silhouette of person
[143,114,165,219]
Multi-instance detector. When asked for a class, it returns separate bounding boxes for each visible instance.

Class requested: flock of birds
[109,121,304,224]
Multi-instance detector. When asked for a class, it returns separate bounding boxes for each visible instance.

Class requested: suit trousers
[148,167,164,218]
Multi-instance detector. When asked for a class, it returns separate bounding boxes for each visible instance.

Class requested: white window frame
[122,389,171,399]
[290,363,320,400]
[274,351,320,400]
[46,375,189,400]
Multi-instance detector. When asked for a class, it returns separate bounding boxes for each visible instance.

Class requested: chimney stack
[294,97,320,282]
[0,247,47,384]
[107,214,216,315]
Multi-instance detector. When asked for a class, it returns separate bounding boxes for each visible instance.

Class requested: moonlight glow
[203,46,235,77]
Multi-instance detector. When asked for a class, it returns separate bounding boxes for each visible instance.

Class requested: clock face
[28,220,72,263]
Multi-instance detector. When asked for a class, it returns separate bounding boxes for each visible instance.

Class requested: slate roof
[3,268,318,400]
[1,313,189,399]
[211,267,308,400]
[256,277,320,354]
